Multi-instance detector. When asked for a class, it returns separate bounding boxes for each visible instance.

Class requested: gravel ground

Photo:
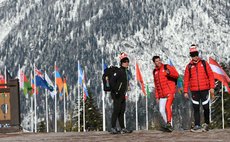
[0,129,229,142]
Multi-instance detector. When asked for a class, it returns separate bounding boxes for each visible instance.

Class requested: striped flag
[55,66,63,96]
[209,57,230,93]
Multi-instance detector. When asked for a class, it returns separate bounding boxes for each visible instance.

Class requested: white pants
[159,98,167,123]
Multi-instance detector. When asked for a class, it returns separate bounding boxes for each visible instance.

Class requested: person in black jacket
[110,52,132,134]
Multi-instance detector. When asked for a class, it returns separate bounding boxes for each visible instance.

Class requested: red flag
[209,57,230,93]
[0,74,5,88]
[136,63,146,95]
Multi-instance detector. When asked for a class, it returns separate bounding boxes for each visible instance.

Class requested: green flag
[146,83,151,98]
[23,75,32,96]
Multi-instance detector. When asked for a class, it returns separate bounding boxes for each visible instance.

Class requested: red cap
[189,45,198,53]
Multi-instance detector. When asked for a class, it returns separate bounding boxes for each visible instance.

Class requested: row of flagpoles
[14,61,88,133]
[1,56,229,132]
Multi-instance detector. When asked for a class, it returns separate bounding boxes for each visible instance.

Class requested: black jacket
[110,66,129,95]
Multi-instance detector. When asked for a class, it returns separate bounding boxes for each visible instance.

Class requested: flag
[35,68,54,91]
[78,63,83,85]
[55,66,63,96]
[146,83,151,98]
[18,70,32,95]
[168,58,183,93]
[103,63,108,71]
[177,77,183,94]
[45,72,56,99]
[209,57,230,93]
[136,63,146,95]
[23,74,32,96]
[31,78,38,95]
[82,71,88,101]
[168,59,174,66]
[19,70,24,89]
[63,76,68,96]
[0,74,5,88]
[5,69,12,83]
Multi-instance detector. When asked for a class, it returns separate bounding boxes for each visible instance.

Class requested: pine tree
[83,90,103,131]
[38,121,46,132]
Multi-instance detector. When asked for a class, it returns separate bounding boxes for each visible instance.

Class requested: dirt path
[0,129,229,142]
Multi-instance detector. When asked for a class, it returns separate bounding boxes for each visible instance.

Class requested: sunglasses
[122,60,129,63]
[190,52,198,57]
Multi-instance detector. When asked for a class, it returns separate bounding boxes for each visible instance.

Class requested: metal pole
[78,60,81,132]
[54,62,57,132]
[221,82,224,129]
[135,61,138,131]
[34,64,37,133]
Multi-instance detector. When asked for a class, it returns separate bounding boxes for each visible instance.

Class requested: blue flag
[78,63,83,85]
[35,68,53,91]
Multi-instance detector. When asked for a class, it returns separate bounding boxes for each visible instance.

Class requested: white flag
[45,72,56,99]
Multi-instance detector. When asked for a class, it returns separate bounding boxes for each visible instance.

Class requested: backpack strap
[188,60,208,78]
[188,63,192,78]
[201,60,208,77]
[164,64,168,71]
[153,69,156,75]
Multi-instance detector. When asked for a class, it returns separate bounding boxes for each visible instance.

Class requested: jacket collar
[155,64,164,70]
[190,58,202,65]
[120,66,127,70]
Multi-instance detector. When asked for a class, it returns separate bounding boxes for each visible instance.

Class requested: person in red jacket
[152,56,179,131]
[184,44,215,132]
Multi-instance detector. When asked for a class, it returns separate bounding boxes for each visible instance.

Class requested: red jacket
[183,58,215,93]
[153,64,179,99]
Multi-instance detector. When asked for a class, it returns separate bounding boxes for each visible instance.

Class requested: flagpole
[54,61,57,133]
[146,84,148,130]
[82,81,86,132]
[33,63,37,133]
[221,82,224,129]
[135,60,138,131]
[66,92,69,132]
[18,65,20,87]
[101,49,106,131]
[44,71,49,133]
[30,71,34,132]
[78,60,81,132]
[4,65,6,84]
[207,56,212,123]
[45,88,49,133]
[124,93,127,128]
[63,80,66,133]
[147,62,151,130]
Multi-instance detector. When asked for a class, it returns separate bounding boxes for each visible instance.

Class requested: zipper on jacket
[196,64,200,90]
[126,69,129,91]
[158,70,164,96]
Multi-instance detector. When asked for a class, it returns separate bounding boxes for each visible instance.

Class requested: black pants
[111,93,126,129]
[191,90,210,126]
